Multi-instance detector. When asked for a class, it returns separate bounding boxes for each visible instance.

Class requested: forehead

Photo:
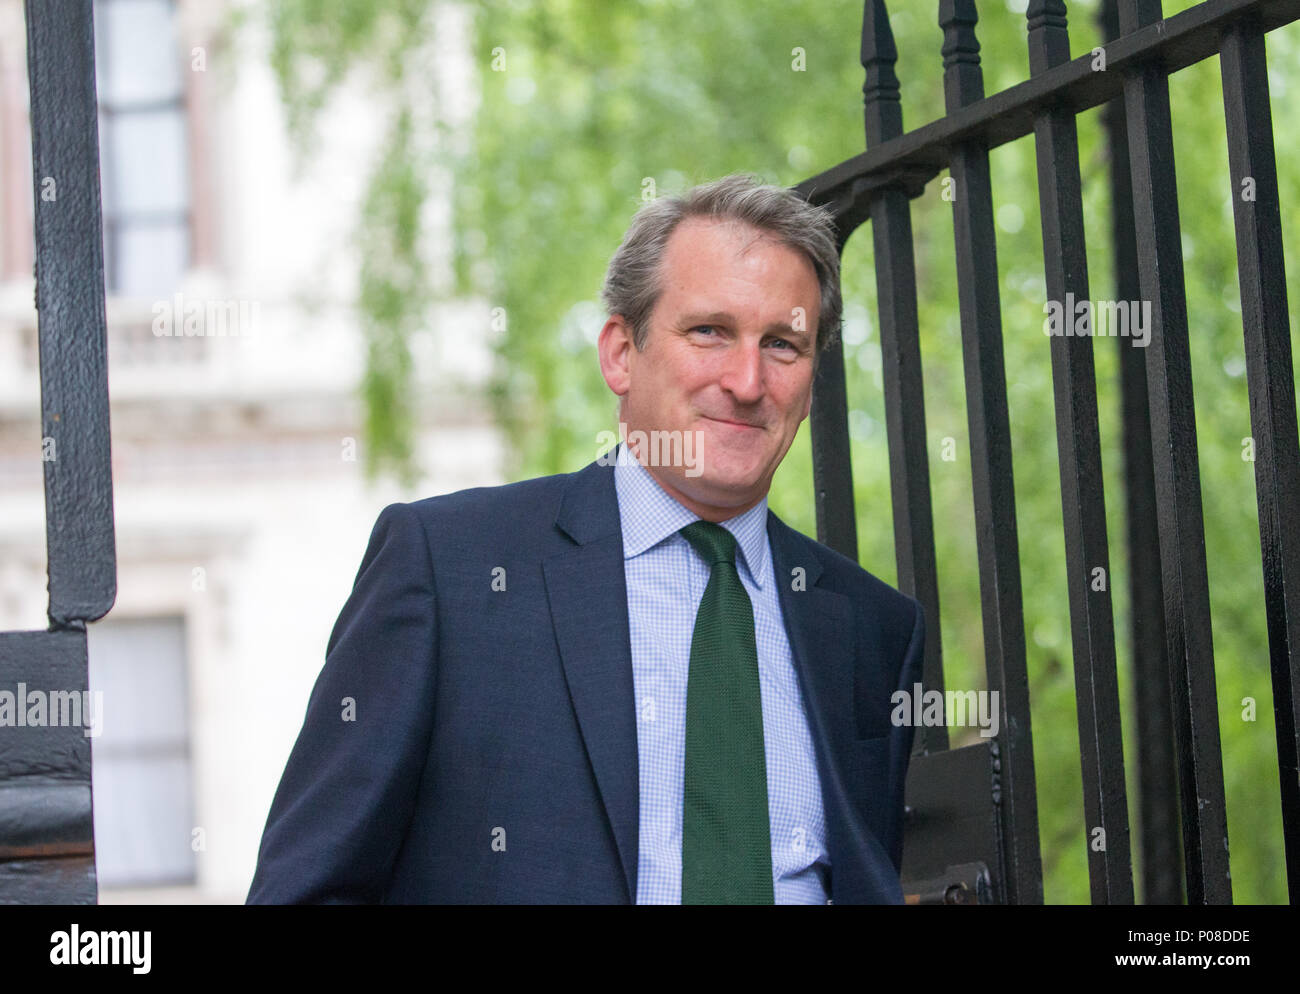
[663,216,782,266]
[657,217,819,305]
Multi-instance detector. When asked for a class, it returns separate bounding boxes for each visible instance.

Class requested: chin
[699,446,765,479]
[690,463,766,497]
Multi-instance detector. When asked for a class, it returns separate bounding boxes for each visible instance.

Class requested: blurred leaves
[358,105,426,485]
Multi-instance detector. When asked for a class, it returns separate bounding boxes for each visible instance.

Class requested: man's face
[598,217,821,521]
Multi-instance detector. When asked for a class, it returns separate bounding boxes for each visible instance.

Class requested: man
[246,173,925,904]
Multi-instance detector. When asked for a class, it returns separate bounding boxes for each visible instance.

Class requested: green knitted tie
[679,519,775,904]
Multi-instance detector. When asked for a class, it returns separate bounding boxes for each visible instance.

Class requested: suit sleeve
[246,502,438,903]
[886,596,926,873]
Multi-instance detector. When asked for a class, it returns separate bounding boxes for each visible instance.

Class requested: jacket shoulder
[382,467,577,539]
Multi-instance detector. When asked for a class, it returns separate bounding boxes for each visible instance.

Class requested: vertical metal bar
[810,297,859,561]
[5,0,110,905]
[939,0,1042,904]
[861,0,946,753]
[25,0,116,627]
[1119,0,1231,904]
[1220,16,1300,904]
[1099,0,1183,906]
[1026,0,1133,905]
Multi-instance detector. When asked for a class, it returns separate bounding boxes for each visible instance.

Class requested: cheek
[663,370,708,403]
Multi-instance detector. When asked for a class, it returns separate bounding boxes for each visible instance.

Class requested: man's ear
[597,314,634,402]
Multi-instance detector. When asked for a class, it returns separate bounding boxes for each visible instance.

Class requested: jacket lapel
[766,512,856,761]
[542,457,640,902]
[767,511,902,902]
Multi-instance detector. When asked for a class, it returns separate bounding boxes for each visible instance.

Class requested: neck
[624,442,765,523]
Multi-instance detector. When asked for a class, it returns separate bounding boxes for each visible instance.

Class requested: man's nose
[718,340,764,405]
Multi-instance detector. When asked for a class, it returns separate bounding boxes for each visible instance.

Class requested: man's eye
[691,325,719,335]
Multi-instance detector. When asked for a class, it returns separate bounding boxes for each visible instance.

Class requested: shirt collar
[611,440,770,588]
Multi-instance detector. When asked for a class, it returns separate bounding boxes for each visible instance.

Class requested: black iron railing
[797,0,1299,905]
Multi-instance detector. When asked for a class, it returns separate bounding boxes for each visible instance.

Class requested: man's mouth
[706,415,763,430]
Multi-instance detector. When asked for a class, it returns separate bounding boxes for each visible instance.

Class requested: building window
[94,0,190,298]
[87,615,196,887]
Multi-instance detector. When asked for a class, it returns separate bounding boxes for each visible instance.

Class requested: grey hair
[600,172,842,361]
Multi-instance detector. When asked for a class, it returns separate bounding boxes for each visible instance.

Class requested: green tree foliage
[263,0,1300,903]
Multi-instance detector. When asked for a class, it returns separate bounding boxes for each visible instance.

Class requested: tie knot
[679,520,738,567]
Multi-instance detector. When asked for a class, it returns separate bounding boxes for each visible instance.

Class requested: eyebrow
[678,311,812,344]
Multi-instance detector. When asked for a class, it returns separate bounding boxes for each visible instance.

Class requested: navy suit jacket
[246,455,925,904]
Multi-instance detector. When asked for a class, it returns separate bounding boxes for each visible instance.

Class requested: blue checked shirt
[612,442,831,904]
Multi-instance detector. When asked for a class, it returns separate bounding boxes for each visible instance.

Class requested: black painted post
[1026,0,1133,904]
[861,0,946,754]
[939,0,1042,904]
[1098,0,1183,906]
[0,0,115,904]
[1119,0,1232,904]
[1219,15,1300,904]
